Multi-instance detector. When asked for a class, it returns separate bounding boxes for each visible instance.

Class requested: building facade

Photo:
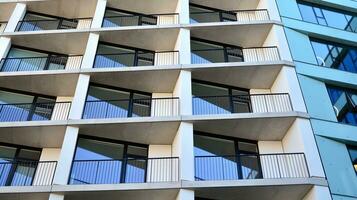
[275,0,357,200]
[0,0,333,200]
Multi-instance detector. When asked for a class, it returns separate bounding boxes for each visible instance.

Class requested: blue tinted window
[347,146,357,174]
[310,39,357,73]
[298,1,356,33]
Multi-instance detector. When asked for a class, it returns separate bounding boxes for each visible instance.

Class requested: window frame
[102,7,158,27]
[347,145,357,175]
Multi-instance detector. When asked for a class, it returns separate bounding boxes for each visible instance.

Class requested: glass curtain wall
[194,132,261,181]
[69,136,148,184]
[0,143,41,186]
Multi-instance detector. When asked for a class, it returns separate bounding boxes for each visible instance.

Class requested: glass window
[189,4,236,23]
[102,8,157,27]
[17,12,77,31]
[310,39,357,73]
[298,1,356,33]
[348,146,357,174]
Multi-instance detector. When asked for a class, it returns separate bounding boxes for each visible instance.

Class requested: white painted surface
[49,193,65,200]
[176,189,195,200]
[151,93,178,117]
[4,3,26,32]
[32,148,61,186]
[303,186,332,200]
[154,51,179,66]
[257,0,281,21]
[263,26,293,62]
[236,10,270,21]
[172,122,194,181]
[147,145,178,182]
[91,0,107,28]
[283,118,326,177]
[175,0,189,24]
[173,70,192,115]
[175,29,190,65]
[158,15,179,25]
[51,96,73,120]
[0,37,11,59]
[77,19,92,29]
[271,67,307,113]
[53,126,79,185]
[68,74,90,119]
[258,141,283,154]
[81,33,99,69]
[65,56,83,70]
[40,148,61,161]
[243,47,281,62]
[149,145,172,158]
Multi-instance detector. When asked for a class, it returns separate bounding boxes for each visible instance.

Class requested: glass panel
[189,6,220,23]
[221,12,237,22]
[298,4,318,23]
[0,146,16,161]
[17,149,41,160]
[192,82,231,115]
[194,134,236,156]
[348,146,357,173]
[47,56,67,70]
[19,13,59,31]
[238,142,258,153]
[226,47,243,62]
[191,40,225,64]
[131,93,151,117]
[140,16,157,25]
[84,86,131,119]
[2,48,48,72]
[74,138,125,160]
[31,97,55,121]
[95,44,136,68]
[10,162,37,186]
[0,91,34,122]
[103,9,140,27]
[136,52,155,66]
[240,154,261,179]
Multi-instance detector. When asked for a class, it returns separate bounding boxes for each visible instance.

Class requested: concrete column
[176,189,195,200]
[91,0,107,28]
[81,33,100,69]
[68,74,90,119]
[48,193,65,200]
[176,0,190,24]
[175,29,191,65]
[264,25,293,62]
[4,3,26,32]
[53,126,79,185]
[173,70,192,115]
[257,0,281,21]
[172,122,194,181]
[0,37,11,59]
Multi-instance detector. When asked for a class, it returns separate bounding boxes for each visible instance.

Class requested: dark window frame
[18,11,79,30]
[347,145,357,175]
[102,7,158,27]
[189,3,237,22]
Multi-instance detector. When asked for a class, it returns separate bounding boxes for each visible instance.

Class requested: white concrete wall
[91,0,107,28]
[81,33,100,69]
[32,148,61,186]
[257,0,281,21]
[77,19,92,29]
[173,71,192,115]
[0,37,11,59]
[258,141,283,154]
[175,28,190,65]
[172,122,194,181]
[68,74,90,119]
[176,189,195,200]
[263,26,293,62]
[157,15,179,25]
[282,118,326,178]
[303,186,332,200]
[271,67,307,112]
[175,0,189,24]
[51,96,73,120]
[4,3,26,32]
[53,126,79,185]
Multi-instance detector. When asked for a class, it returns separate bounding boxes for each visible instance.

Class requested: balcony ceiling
[26,0,97,18]
[190,23,274,47]
[190,0,260,11]
[0,193,49,200]
[0,72,79,97]
[0,3,16,21]
[97,28,180,51]
[107,0,179,14]
[9,31,89,55]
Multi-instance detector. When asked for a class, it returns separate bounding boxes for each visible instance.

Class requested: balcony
[191,46,280,64]
[0,101,71,122]
[0,160,57,187]
[0,22,6,33]
[103,13,179,28]
[195,153,309,181]
[16,18,92,32]
[69,157,179,184]
[0,55,83,72]
[190,9,269,24]
[93,51,179,68]
[82,97,179,119]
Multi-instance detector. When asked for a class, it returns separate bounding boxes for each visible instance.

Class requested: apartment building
[275,0,357,199]
[0,0,331,200]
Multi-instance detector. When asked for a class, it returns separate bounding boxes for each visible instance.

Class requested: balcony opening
[0,88,70,122]
[16,11,92,32]
[0,45,82,72]
[0,142,56,187]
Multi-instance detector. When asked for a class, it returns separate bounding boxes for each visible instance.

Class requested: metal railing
[102,13,179,27]
[190,9,269,23]
[0,160,57,186]
[93,51,179,68]
[16,17,92,31]
[0,55,83,72]
[192,93,292,115]
[195,153,309,181]
[0,102,71,122]
[82,97,180,119]
[191,46,280,64]
[69,157,179,184]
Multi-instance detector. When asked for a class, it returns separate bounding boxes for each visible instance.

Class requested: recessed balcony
[0,22,6,33]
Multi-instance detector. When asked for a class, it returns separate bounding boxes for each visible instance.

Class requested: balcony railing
[0,102,71,122]
[0,55,83,72]
[102,13,179,28]
[0,160,57,186]
[192,93,292,115]
[93,51,179,68]
[16,17,92,31]
[191,47,280,64]
[69,157,179,184]
[195,153,309,181]
[0,22,6,32]
[83,97,179,119]
[190,9,270,24]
